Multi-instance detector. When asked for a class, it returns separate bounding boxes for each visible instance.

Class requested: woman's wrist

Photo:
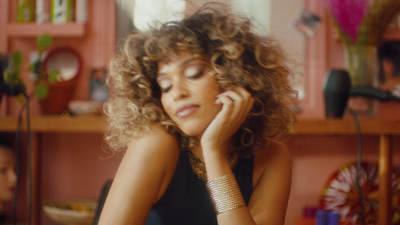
[202,149,229,166]
[202,149,232,181]
[200,139,230,156]
[206,174,245,214]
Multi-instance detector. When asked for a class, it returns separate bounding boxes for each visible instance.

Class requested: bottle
[36,0,45,23]
[51,0,74,24]
[17,0,35,23]
[328,211,340,225]
[316,209,328,225]
[75,0,88,23]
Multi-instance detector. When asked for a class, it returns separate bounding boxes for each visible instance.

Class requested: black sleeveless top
[145,151,254,225]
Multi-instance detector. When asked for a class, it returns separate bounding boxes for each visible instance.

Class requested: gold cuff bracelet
[206,174,245,214]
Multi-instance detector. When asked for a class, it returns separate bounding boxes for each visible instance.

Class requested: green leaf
[17,94,26,104]
[32,61,43,75]
[28,63,34,72]
[34,83,49,100]
[4,70,11,82]
[17,80,26,90]
[36,34,53,51]
[48,70,60,83]
[12,51,22,67]
[10,69,20,81]
[4,69,20,84]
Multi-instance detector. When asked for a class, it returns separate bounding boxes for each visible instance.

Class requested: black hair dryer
[0,54,25,98]
[323,69,400,118]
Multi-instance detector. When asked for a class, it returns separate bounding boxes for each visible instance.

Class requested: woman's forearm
[203,150,257,225]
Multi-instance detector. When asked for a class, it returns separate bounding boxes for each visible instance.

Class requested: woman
[0,137,16,224]
[99,3,297,225]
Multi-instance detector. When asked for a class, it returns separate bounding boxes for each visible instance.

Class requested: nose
[8,169,17,184]
[171,79,189,101]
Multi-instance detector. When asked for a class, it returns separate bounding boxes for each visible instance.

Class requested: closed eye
[184,65,206,79]
[157,59,209,93]
[158,79,172,93]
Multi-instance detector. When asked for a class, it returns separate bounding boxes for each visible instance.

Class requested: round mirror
[43,47,82,82]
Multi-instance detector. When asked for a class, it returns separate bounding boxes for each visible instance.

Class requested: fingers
[200,86,254,150]
[215,86,254,122]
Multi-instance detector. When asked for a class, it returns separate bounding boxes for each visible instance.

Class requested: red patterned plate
[319,161,400,225]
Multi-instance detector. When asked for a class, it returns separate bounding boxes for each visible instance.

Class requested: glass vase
[345,45,379,116]
[345,45,378,87]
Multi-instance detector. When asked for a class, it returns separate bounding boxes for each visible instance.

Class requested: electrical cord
[25,92,32,225]
[348,107,365,225]
[13,92,32,225]
[13,104,23,225]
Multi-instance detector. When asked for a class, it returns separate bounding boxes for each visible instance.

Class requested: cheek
[201,83,221,103]
[195,76,221,97]
[0,174,6,184]
[161,95,174,118]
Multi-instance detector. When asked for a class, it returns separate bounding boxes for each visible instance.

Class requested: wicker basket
[43,200,97,225]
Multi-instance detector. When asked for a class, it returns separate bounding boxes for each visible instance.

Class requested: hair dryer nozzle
[349,86,400,102]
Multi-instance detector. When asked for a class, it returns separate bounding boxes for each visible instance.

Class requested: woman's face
[0,147,16,203]
[157,52,222,138]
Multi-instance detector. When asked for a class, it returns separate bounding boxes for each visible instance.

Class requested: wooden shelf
[1,116,400,135]
[0,115,105,133]
[7,22,86,37]
[293,118,400,135]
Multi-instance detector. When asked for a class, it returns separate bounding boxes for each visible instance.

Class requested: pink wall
[286,135,400,225]
[39,133,121,224]
[1,1,400,225]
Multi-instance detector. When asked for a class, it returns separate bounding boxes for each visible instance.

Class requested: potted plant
[4,33,60,101]
[4,33,81,114]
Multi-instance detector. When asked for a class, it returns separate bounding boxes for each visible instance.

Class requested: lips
[176,105,199,118]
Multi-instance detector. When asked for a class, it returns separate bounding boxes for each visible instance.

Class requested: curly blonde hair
[104,3,298,157]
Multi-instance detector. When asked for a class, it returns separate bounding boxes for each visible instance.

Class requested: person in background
[0,137,16,224]
[378,42,400,97]
[99,3,297,225]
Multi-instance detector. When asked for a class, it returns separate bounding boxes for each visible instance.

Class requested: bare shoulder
[99,124,180,224]
[253,139,292,188]
[122,123,180,181]
[127,123,179,154]
[249,140,292,224]
[254,140,291,166]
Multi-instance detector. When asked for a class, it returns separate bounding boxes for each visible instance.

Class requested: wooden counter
[2,115,400,134]
[0,115,398,225]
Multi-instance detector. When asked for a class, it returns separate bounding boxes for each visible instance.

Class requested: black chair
[92,180,113,225]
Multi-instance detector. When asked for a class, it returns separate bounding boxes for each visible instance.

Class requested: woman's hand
[200,86,256,224]
[200,86,254,155]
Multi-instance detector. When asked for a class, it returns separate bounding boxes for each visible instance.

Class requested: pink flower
[326,0,371,42]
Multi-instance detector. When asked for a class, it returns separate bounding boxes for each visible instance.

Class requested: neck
[190,145,204,162]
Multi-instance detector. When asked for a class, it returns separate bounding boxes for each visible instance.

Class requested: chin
[173,111,218,138]
[178,122,207,138]
[180,127,204,138]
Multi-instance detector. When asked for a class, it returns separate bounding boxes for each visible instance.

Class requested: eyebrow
[157,57,206,79]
